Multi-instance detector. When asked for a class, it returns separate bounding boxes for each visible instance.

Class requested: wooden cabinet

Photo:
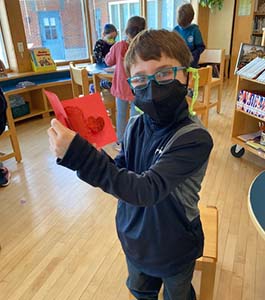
[1,70,73,123]
[231,76,265,159]
[4,81,73,122]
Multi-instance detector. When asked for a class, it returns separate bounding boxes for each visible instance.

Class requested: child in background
[93,24,118,65]
[174,3,205,68]
[92,24,118,92]
[104,16,146,150]
[48,29,213,300]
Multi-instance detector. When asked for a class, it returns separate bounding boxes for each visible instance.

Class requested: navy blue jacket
[93,39,113,64]
[58,101,213,277]
[174,24,205,68]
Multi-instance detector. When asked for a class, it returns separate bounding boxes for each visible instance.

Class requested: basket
[11,102,30,119]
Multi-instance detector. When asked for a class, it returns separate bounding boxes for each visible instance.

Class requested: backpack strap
[161,116,206,155]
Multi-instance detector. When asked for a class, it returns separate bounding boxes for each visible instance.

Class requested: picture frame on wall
[234,43,265,74]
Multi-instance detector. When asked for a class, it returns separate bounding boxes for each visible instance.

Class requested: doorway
[38,11,65,61]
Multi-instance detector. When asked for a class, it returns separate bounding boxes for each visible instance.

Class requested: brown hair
[125,16,146,39]
[124,29,192,76]
[178,3,194,28]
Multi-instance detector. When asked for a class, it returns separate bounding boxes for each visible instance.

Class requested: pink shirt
[105,40,134,101]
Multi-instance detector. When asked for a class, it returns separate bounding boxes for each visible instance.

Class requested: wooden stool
[129,205,218,300]
[100,89,116,128]
[0,99,22,162]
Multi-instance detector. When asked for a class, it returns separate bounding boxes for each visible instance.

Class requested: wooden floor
[1,79,265,300]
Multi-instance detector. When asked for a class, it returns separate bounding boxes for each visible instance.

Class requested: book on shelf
[29,47,56,72]
[237,131,265,152]
[237,131,261,142]
[237,130,265,152]
[236,57,265,78]
[251,35,262,46]
[237,89,265,119]
[246,137,265,153]
[256,69,265,83]
[253,16,265,32]
[44,90,117,148]
[234,43,265,74]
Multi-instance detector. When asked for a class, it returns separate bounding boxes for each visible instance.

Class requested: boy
[174,3,205,68]
[48,29,213,300]
[93,23,118,65]
[92,23,118,92]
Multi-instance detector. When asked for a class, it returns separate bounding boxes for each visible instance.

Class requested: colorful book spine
[237,89,265,119]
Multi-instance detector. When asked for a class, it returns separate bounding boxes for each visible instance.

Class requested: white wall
[207,0,235,54]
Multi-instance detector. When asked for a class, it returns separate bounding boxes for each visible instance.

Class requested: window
[109,1,140,41]
[19,0,89,62]
[89,0,140,46]
[147,0,190,30]
[0,27,8,69]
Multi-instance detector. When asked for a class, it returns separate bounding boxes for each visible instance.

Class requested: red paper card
[44,90,117,148]
[44,90,71,128]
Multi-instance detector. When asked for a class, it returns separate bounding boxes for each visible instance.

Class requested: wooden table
[248,171,265,240]
[86,63,114,93]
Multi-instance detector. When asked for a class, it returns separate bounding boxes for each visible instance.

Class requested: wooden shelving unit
[252,1,265,45]
[231,76,265,159]
[4,81,73,123]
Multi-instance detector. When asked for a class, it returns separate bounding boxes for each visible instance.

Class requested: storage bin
[11,102,30,118]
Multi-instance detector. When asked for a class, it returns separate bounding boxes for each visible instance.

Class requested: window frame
[0,20,9,70]
[19,0,93,66]
[109,0,140,40]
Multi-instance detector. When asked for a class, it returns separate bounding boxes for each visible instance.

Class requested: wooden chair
[69,62,116,127]
[199,48,225,114]
[129,205,218,300]
[187,66,212,128]
[196,205,218,300]
[69,61,92,97]
[0,100,22,162]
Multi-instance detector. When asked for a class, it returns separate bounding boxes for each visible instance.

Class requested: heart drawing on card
[86,116,105,133]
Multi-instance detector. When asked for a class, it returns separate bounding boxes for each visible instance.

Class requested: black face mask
[134,80,188,125]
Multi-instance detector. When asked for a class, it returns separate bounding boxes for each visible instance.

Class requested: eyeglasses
[127,66,186,90]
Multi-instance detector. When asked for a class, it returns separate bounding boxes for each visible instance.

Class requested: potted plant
[199,0,224,11]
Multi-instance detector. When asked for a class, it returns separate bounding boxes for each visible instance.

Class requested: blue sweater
[58,100,213,277]
[174,24,205,68]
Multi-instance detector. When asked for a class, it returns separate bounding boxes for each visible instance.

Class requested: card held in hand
[44,90,117,148]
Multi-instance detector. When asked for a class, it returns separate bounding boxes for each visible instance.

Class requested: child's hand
[47,119,76,159]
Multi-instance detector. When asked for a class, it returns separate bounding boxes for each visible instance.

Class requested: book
[238,131,261,142]
[246,139,265,152]
[237,89,265,119]
[236,57,265,78]
[29,48,56,72]
[234,43,265,74]
[256,69,265,83]
[44,90,117,148]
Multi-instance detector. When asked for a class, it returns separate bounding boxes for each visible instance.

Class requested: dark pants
[126,259,196,300]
